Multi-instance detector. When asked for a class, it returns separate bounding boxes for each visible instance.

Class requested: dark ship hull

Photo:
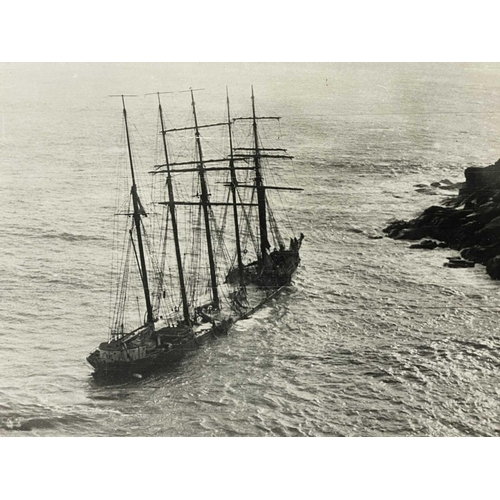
[87,287,286,381]
[87,320,233,380]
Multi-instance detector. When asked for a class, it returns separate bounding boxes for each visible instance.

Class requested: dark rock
[409,239,438,249]
[383,158,500,279]
[474,202,500,225]
[475,215,500,245]
[460,242,500,264]
[465,159,500,191]
[438,182,464,191]
[421,206,471,226]
[453,220,483,247]
[444,258,475,268]
[383,219,411,238]
[420,207,472,244]
[393,226,430,240]
[429,179,464,191]
[416,187,439,195]
[486,255,500,279]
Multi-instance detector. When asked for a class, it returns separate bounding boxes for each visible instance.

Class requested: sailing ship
[87,88,304,380]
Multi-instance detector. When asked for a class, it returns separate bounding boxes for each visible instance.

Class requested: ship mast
[226,88,245,286]
[251,86,270,263]
[121,95,154,324]
[190,89,220,310]
[156,93,191,325]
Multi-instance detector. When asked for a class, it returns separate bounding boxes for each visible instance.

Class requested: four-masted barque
[87,87,304,379]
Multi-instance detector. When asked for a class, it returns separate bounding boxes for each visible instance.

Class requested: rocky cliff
[384,159,500,279]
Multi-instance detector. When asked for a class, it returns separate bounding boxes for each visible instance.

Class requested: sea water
[1,62,500,436]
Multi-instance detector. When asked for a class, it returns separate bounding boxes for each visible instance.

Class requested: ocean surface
[1,62,500,436]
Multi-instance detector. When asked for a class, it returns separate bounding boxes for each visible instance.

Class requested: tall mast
[190,89,220,309]
[251,86,270,262]
[226,87,244,286]
[157,93,191,325]
[122,95,154,324]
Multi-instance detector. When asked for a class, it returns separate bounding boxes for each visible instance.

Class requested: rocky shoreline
[384,159,500,279]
